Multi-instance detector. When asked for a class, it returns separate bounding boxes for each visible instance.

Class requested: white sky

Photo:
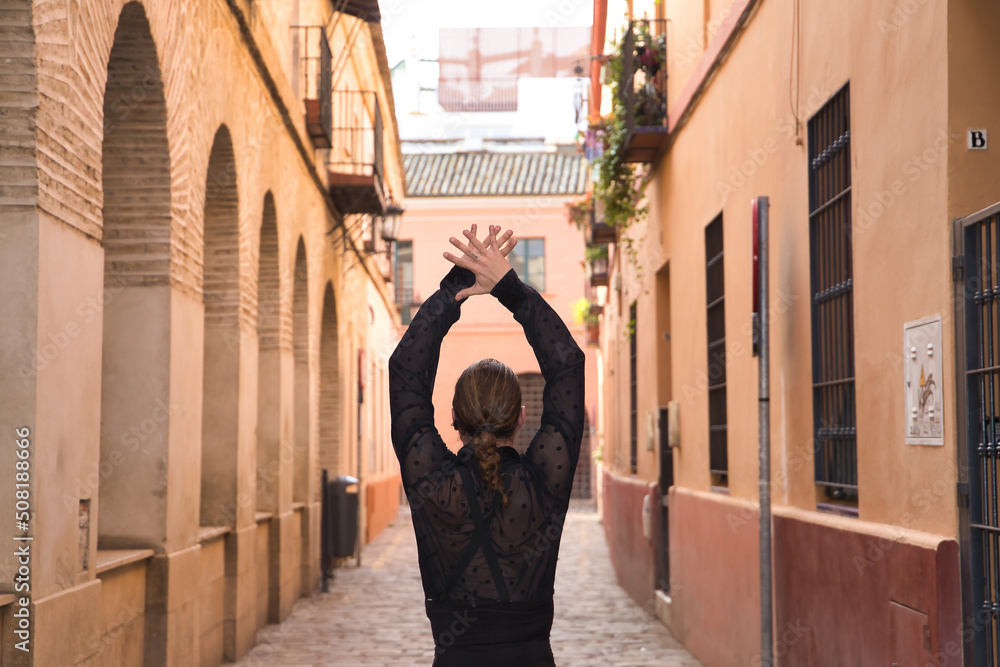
[379,0,594,66]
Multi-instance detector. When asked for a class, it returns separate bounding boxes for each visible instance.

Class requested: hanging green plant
[584,243,609,263]
[592,22,655,283]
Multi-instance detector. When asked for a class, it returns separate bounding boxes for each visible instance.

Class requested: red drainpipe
[589,0,608,123]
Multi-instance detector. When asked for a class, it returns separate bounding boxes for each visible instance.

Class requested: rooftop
[403,151,587,197]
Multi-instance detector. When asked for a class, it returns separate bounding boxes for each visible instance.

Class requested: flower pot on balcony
[566,192,593,230]
[588,258,609,287]
[586,322,600,346]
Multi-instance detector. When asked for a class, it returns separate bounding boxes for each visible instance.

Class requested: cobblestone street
[236,502,701,666]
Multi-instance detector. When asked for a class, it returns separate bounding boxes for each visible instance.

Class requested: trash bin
[330,474,359,558]
[321,469,359,587]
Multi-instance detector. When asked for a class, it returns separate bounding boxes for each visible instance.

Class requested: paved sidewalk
[236,502,701,666]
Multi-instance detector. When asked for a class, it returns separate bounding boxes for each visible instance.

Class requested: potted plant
[566,191,594,230]
[585,244,609,287]
[571,297,602,346]
[632,20,668,127]
[591,21,665,283]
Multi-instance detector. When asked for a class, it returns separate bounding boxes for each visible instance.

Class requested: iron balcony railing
[326,90,386,215]
[329,90,383,180]
[620,18,669,163]
[438,77,518,112]
[293,26,387,214]
[294,26,333,148]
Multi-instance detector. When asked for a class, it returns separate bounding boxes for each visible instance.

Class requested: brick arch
[97,0,174,548]
[257,193,280,349]
[101,1,171,285]
[257,192,281,513]
[0,0,36,217]
[202,125,240,327]
[318,282,341,489]
[200,124,242,527]
[292,238,310,503]
[292,237,309,365]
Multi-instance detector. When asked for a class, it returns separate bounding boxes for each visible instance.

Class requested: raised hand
[443,224,518,301]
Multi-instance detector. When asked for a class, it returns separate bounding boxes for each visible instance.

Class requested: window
[510,238,545,292]
[705,215,728,481]
[395,241,414,325]
[629,301,638,474]
[808,84,857,499]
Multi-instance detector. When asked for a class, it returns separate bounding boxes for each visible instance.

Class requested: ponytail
[451,358,522,508]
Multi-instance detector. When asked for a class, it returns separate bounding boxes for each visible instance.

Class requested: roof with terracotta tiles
[403,152,588,197]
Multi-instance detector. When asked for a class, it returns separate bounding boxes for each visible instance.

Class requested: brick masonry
[0,1,405,664]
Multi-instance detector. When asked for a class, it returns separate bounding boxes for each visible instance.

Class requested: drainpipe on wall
[357,347,365,567]
[754,196,773,666]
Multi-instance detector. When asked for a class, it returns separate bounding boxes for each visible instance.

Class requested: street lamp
[380,202,404,243]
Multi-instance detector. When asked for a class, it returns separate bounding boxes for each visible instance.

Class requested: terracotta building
[0,1,405,665]
[590,0,1000,664]
[399,150,599,499]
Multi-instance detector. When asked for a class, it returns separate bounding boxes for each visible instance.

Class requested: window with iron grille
[807,84,858,499]
[705,214,728,480]
[395,240,414,325]
[511,238,545,292]
[629,301,638,474]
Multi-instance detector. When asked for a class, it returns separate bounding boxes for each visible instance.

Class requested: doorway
[655,264,674,593]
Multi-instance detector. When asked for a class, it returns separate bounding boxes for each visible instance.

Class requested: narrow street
[236,503,701,666]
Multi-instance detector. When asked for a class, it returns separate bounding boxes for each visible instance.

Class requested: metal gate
[515,373,592,499]
[514,373,544,454]
[657,406,674,593]
[955,203,1000,666]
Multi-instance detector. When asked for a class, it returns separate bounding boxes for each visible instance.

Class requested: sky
[378,0,594,66]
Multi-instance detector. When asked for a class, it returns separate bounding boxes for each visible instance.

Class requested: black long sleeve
[389,264,474,488]
[389,267,586,603]
[490,269,586,496]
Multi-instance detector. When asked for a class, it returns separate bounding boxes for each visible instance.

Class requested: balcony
[296,26,333,149]
[586,245,609,287]
[619,18,669,163]
[327,90,386,215]
[293,23,388,216]
[438,77,518,112]
[590,196,617,244]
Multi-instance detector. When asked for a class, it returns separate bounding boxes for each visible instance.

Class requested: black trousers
[425,597,556,666]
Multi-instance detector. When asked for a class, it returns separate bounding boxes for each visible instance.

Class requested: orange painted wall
[365,474,400,543]
[596,0,970,664]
